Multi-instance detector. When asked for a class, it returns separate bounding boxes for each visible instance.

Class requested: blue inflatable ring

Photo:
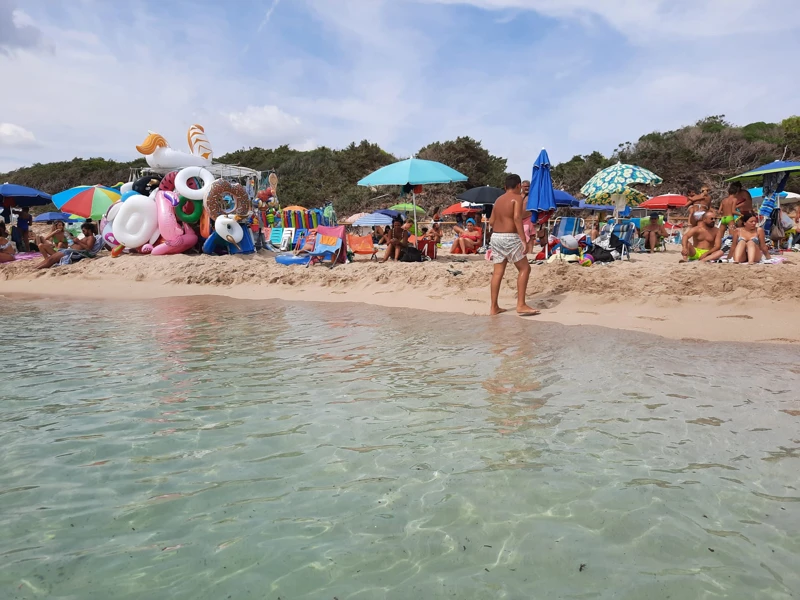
[275,253,311,266]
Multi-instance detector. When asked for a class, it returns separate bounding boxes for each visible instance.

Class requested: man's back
[720,194,737,215]
[492,193,520,234]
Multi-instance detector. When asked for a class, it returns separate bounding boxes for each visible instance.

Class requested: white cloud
[417,0,800,42]
[225,105,311,147]
[0,1,47,55]
[0,123,37,147]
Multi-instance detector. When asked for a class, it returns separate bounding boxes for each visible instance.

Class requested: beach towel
[58,237,105,266]
[13,252,40,261]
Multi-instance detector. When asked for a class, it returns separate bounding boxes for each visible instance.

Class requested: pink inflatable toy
[151,190,198,255]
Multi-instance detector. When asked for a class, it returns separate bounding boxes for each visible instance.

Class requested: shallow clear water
[1,296,799,599]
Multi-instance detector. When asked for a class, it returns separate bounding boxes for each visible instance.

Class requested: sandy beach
[3,245,800,344]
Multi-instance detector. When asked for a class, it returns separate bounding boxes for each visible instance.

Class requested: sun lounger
[267,227,284,250]
[347,234,377,261]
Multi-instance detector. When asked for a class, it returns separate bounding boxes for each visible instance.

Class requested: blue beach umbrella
[376,209,402,219]
[353,212,394,227]
[33,212,85,223]
[1,182,52,223]
[747,187,787,199]
[554,189,579,207]
[525,149,556,223]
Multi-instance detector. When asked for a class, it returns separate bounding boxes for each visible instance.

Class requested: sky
[2,0,800,177]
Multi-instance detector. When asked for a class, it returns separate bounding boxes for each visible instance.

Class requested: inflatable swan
[136,124,213,170]
[151,190,198,255]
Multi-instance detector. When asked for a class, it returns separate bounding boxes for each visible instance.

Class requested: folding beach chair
[300,233,343,268]
[267,227,284,251]
[606,220,636,260]
[636,216,667,252]
[293,228,308,250]
[552,216,585,239]
[347,234,378,261]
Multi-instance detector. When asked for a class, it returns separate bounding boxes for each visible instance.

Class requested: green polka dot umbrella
[580,162,662,206]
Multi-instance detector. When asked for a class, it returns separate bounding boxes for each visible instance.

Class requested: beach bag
[770,214,785,242]
[399,246,424,262]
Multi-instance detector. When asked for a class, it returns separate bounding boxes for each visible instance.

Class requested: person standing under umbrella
[17,207,33,251]
[488,174,539,317]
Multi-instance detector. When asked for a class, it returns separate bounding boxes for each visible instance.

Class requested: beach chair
[300,233,343,268]
[606,220,636,260]
[267,227,284,251]
[552,216,585,239]
[636,216,667,252]
[347,234,377,261]
[57,235,105,266]
[293,228,308,250]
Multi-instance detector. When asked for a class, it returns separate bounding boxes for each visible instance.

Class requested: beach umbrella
[578,200,614,212]
[353,212,393,227]
[639,194,688,210]
[33,212,85,223]
[746,187,787,199]
[457,186,504,205]
[376,209,402,218]
[581,162,662,214]
[441,202,481,216]
[390,203,426,214]
[727,161,800,236]
[525,149,556,224]
[53,185,121,220]
[0,183,52,207]
[282,205,307,211]
[554,190,580,208]
[358,158,467,234]
[345,212,370,224]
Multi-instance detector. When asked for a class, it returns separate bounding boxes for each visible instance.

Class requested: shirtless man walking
[680,208,724,262]
[719,183,741,234]
[488,174,539,316]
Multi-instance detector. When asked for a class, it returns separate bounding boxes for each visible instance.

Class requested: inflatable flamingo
[151,190,198,255]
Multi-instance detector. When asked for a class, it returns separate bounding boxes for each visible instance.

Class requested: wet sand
[3,246,800,344]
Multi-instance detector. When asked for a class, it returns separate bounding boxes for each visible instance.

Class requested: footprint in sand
[717,315,754,320]
[637,316,667,322]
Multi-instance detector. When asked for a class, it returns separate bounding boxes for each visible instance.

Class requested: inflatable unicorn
[136,124,213,170]
[151,190,198,255]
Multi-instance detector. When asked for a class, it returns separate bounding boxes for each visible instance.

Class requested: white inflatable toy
[175,166,215,201]
[112,193,159,249]
[214,215,244,245]
[135,124,213,170]
[120,182,134,195]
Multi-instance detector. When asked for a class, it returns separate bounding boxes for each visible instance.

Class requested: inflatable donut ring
[176,196,203,224]
[204,179,250,220]
[175,167,214,201]
[132,174,162,196]
[159,171,178,191]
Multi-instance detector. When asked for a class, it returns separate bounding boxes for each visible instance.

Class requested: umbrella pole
[412,191,418,237]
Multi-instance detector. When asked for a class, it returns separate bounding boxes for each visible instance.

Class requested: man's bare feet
[517,304,541,316]
[490,306,508,316]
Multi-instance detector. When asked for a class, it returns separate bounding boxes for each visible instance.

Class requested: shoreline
[3,250,800,344]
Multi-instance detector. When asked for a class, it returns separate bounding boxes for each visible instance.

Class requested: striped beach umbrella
[53,185,121,220]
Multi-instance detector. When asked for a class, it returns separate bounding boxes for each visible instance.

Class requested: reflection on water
[1,296,799,599]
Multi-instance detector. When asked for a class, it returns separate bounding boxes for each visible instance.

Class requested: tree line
[3,117,798,216]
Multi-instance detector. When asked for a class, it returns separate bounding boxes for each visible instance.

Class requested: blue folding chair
[552,216,585,238]
[292,228,308,250]
[300,233,343,268]
[604,219,636,260]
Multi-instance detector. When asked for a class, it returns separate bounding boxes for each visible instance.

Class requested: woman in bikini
[380,220,409,262]
[451,218,481,254]
[687,186,712,226]
[0,222,17,263]
[36,221,70,257]
[729,212,771,264]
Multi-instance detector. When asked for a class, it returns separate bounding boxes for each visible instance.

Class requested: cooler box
[417,239,437,259]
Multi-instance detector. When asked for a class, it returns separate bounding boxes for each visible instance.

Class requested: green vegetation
[3,116,798,217]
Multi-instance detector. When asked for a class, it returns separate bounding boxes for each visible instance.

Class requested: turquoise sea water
[1,296,799,599]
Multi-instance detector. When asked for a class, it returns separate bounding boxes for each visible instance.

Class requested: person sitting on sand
[488,174,539,316]
[424,222,443,244]
[687,185,712,226]
[681,208,724,262]
[372,226,385,245]
[380,220,409,262]
[0,222,17,263]
[641,212,668,253]
[36,221,70,258]
[36,222,98,269]
[451,219,481,254]
[719,183,741,234]
[728,212,771,264]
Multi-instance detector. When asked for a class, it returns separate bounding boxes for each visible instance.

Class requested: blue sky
[2,0,800,177]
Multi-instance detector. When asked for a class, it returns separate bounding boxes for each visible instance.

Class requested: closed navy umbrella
[525,149,556,223]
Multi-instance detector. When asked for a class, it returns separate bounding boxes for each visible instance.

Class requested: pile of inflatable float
[101,124,280,257]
